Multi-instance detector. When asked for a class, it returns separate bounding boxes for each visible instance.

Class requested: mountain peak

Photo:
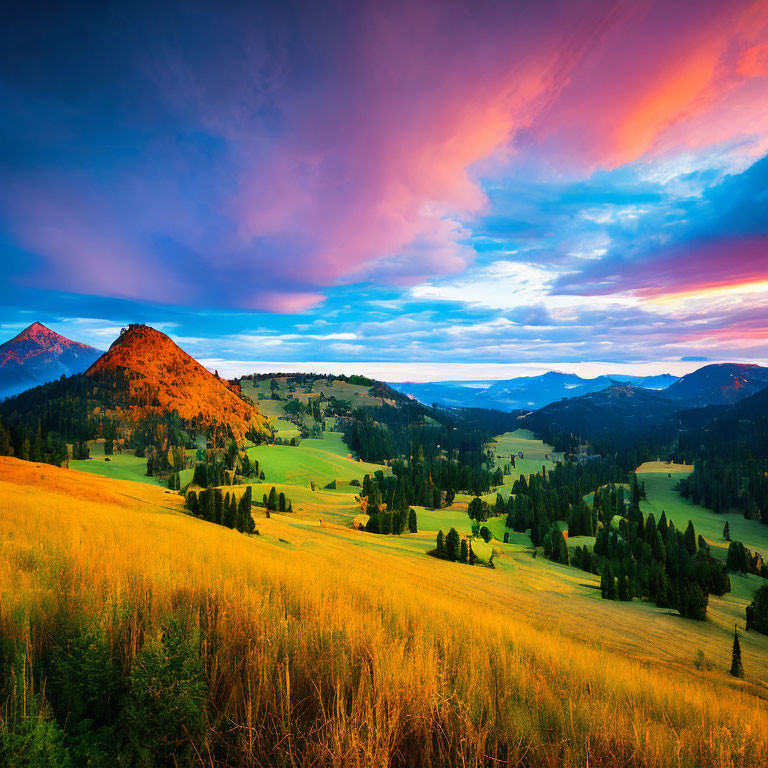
[87,323,268,442]
[13,321,79,347]
[0,323,102,400]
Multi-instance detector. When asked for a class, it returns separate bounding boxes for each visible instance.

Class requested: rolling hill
[0,321,101,400]
[84,324,270,443]
[522,383,685,443]
[661,363,768,406]
[0,324,270,459]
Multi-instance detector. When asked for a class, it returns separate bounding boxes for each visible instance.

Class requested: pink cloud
[4,0,768,311]
[565,235,768,299]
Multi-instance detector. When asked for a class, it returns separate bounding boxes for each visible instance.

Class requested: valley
[2,325,768,767]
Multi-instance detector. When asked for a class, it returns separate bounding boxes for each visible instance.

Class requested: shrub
[746,584,768,635]
[121,620,207,767]
[693,649,713,671]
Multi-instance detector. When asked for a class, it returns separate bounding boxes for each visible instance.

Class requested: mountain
[0,322,102,400]
[522,383,685,443]
[389,380,496,408]
[660,363,768,406]
[85,324,269,442]
[392,371,678,411]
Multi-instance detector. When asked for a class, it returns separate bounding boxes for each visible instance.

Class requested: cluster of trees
[0,418,69,465]
[678,457,768,523]
[726,540,768,577]
[433,528,477,565]
[344,404,503,506]
[191,445,262,487]
[542,524,569,565]
[675,388,768,524]
[500,461,638,548]
[571,511,729,620]
[146,443,187,478]
[0,371,209,469]
[365,507,417,535]
[263,486,293,513]
[185,486,255,533]
[358,474,417,534]
[746,584,768,634]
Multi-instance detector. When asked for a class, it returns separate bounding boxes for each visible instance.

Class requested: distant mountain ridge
[0,322,102,400]
[522,383,684,441]
[661,363,768,406]
[392,371,679,411]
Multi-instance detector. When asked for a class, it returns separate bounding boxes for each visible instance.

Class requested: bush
[121,620,207,767]
[693,649,713,671]
[746,584,768,635]
[0,638,72,768]
[677,581,708,621]
[47,623,125,763]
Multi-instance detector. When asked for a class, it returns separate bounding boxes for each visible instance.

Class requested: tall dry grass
[1,457,767,767]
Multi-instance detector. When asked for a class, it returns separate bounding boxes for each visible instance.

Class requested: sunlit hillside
[87,324,270,442]
[2,456,767,767]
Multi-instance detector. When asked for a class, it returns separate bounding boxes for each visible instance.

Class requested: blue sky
[2,0,768,381]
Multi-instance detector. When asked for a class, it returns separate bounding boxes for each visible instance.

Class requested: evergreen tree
[436,530,445,557]
[214,489,223,525]
[267,486,278,512]
[278,491,286,512]
[408,508,417,533]
[601,565,616,600]
[730,627,744,678]
[746,584,768,635]
[237,486,253,532]
[677,581,708,621]
[185,490,199,516]
[460,539,469,563]
[617,572,630,601]
[684,520,697,555]
[445,528,460,561]
[223,493,236,528]
[723,521,731,541]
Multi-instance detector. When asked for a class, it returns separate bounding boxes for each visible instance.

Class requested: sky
[1,0,768,381]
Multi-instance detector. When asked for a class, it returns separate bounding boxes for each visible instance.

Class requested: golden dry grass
[2,457,768,767]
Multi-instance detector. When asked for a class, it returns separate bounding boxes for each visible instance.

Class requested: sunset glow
[2,0,768,372]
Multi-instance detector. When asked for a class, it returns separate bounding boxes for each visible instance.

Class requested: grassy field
[2,456,768,766]
[637,462,768,559]
[248,439,386,488]
[69,439,194,488]
[489,428,563,490]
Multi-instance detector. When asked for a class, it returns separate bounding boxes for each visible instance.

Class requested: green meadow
[69,439,196,487]
[248,439,387,488]
[637,462,768,560]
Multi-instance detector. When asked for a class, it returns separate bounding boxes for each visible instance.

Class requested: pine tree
[617,572,630,601]
[185,490,199,516]
[408,508,417,533]
[237,486,253,532]
[684,520,697,555]
[460,539,469,563]
[214,489,223,525]
[601,565,616,600]
[445,528,460,561]
[267,486,278,512]
[723,521,731,541]
[730,627,744,678]
[278,491,286,512]
[436,530,445,556]
[223,493,236,528]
